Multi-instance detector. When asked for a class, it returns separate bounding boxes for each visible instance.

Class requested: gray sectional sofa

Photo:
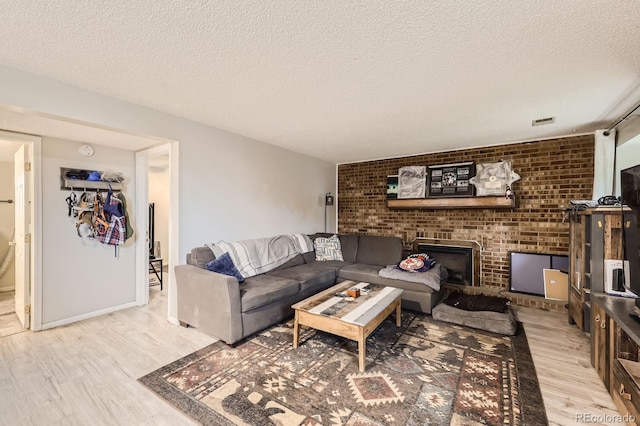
[175,233,443,344]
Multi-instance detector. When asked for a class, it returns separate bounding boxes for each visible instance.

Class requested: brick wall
[338,134,594,289]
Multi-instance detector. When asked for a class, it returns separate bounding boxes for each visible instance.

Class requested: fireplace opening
[417,243,475,286]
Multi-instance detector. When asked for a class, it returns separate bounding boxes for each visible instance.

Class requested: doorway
[0,145,20,335]
[135,142,179,323]
[0,130,41,335]
[148,154,170,290]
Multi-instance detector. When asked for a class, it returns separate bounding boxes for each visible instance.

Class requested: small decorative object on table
[347,287,360,298]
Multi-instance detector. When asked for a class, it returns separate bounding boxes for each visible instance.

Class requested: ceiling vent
[532,116,555,126]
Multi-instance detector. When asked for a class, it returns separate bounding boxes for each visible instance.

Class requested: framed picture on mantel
[427,162,475,197]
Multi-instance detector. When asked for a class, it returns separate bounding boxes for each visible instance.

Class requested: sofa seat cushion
[267,264,337,292]
[338,263,436,294]
[240,275,300,313]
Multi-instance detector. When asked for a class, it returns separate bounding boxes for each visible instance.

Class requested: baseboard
[0,285,15,292]
[40,301,137,330]
[168,316,180,326]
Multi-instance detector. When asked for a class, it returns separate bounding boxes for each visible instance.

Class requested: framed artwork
[386,175,398,199]
[398,166,426,198]
[427,162,475,197]
[469,161,520,196]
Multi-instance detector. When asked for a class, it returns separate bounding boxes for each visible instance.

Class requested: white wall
[148,164,169,260]
[0,160,15,290]
[42,138,136,324]
[0,65,336,324]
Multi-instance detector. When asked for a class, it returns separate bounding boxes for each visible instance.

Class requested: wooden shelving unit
[568,206,637,332]
[386,196,516,210]
[591,295,640,420]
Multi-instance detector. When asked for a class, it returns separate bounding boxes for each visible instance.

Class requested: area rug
[139,313,547,425]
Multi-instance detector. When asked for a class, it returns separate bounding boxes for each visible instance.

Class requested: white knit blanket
[207,234,314,278]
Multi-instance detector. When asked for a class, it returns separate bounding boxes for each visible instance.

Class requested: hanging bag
[95,187,126,247]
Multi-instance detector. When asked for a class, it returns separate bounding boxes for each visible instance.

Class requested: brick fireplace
[337,134,595,290]
[414,239,480,286]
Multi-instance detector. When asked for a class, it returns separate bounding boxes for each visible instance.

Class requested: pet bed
[432,292,517,335]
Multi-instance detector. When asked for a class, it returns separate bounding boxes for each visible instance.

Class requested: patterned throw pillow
[206,252,245,283]
[314,235,344,261]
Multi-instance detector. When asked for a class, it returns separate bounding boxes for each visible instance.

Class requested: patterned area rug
[139,313,547,425]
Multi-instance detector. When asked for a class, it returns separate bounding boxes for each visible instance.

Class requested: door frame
[135,141,180,324]
[0,130,42,331]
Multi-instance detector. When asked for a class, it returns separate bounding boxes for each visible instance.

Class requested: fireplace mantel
[387,196,516,209]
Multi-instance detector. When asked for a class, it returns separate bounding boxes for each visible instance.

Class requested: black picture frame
[427,162,475,197]
[386,175,398,199]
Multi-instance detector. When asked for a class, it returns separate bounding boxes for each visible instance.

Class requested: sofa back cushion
[189,246,216,269]
[270,253,305,271]
[355,235,403,266]
[338,234,359,263]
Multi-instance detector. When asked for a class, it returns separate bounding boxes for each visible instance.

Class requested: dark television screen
[509,252,569,296]
[621,164,640,209]
[620,164,640,305]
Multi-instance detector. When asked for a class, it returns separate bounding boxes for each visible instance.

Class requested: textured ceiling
[1,1,639,163]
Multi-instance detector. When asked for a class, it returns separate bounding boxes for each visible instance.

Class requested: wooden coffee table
[292,281,403,372]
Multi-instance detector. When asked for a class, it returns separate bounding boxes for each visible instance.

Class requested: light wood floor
[0,289,626,426]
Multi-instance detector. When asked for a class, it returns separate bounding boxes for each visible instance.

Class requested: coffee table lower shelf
[292,281,403,372]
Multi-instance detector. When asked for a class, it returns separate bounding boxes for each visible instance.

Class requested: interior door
[14,144,30,329]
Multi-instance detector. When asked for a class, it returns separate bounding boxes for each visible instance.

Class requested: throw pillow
[314,235,344,261]
[206,252,245,283]
[397,253,436,273]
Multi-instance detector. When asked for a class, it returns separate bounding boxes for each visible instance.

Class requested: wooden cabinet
[591,301,609,386]
[568,207,633,331]
[592,296,640,423]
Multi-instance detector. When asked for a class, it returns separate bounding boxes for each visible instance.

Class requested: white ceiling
[1,1,639,164]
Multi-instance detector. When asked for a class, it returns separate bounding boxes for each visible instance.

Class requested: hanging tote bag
[95,188,126,247]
